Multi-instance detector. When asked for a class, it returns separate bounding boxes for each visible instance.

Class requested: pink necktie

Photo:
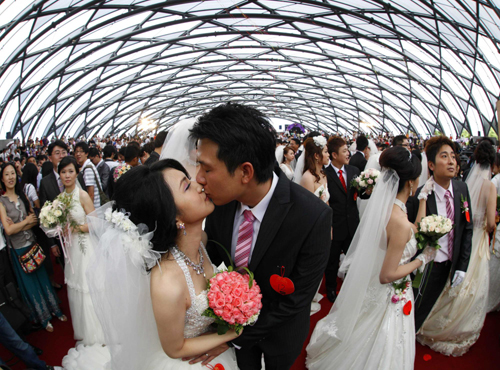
[445,190,454,259]
[234,210,255,269]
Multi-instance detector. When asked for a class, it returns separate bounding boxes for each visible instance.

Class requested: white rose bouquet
[416,214,454,250]
[350,168,380,199]
[40,192,78,270]
[413,214,454,289]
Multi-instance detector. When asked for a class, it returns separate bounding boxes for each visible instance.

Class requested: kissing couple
[63,102,332,370]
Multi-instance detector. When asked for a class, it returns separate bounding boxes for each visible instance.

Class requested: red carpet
[1,257,499,369]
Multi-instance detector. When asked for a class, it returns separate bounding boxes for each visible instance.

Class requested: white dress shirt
[330,163,347,185]
[231,173,279,264]
[434,181,454,263]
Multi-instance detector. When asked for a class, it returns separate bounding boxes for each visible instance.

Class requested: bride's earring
[409,181,414,196]
[178,222,187,236]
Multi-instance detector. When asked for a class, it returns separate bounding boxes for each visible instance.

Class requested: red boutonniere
[461,194,470,223]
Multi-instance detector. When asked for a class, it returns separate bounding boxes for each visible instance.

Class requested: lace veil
[160,118,198,179]
[418,151,429,187]
[275,145,284,165]
[465,163,491,229]
[293,151,305,184]
[86,202,163,370]
[307,169,399,361]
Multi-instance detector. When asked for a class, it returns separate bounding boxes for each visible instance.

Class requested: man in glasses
[392,134,410,149]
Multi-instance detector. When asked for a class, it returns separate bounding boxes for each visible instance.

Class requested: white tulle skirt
[65,232,105,345]
[306,285,415,370]
[62,344,238,370]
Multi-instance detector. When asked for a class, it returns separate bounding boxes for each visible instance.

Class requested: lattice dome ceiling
[1,0,499,140]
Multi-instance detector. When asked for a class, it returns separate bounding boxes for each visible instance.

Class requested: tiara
[313,136,327,147]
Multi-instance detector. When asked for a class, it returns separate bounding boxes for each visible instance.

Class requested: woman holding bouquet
[307,146,436,370]
[57,156,105,345]
[417,139,496,355]
[0,163,66,332]
[62,159,240,370]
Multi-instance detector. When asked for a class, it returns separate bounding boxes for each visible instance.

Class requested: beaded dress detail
[171,242,215,339]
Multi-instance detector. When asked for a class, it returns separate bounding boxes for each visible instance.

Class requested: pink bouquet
[204,268,262,335]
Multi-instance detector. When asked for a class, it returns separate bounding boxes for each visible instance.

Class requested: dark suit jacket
[349,151,367,172]
[205,171,332,353]
[38,171,62,247]
[325,164,361,242]
[144,151,160,166]
[96,161,111,193]
[407,180,473,279]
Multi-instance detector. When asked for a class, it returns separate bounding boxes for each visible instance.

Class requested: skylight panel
[471,83,494,120]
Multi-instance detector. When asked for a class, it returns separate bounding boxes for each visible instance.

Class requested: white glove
[416,246,437,273]
[451,270,466,288]
[417,176,435,200]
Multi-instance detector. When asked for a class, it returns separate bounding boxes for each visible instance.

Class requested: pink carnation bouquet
[203,244,262,335]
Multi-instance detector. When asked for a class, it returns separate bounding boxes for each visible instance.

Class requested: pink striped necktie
[234,210,255,269]
[445,190,454,259]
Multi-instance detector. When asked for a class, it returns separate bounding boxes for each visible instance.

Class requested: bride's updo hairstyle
[473,139,495,168]
[112,159,187,254]
[379,146,422,193]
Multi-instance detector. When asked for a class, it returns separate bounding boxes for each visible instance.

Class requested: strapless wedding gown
[62,245,238,370]
[306,231,417,370]
[65,188,105,345]
[314,184,330,204]
[310,184,330,315]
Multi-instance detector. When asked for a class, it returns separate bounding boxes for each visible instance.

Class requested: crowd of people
[0,102,498,370]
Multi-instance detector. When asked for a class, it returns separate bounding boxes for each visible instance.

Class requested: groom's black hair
[189,102,276,184]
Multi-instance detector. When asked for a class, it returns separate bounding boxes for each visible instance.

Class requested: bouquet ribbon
[56,225,74,274]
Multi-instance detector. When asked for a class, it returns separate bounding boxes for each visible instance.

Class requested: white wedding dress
[64,188,105,345]
[310,183,330,315]
[62,214,238,369]
[306,210,417,370]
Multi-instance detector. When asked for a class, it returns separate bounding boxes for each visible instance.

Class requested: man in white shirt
[190,103,332,370]
[74,141,102,208]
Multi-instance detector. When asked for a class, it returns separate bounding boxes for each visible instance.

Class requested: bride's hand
[184,343,230,366]
[183,329,242,365]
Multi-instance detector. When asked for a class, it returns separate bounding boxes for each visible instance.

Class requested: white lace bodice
[67,188,86,225]
[172,244,215,339]
[399,229,417,266]
[314,184,330,203]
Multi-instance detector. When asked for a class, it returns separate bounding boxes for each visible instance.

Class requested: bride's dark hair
[379,146,422,193]
[112,159,189,254]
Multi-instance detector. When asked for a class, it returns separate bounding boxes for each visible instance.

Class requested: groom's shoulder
[288,179,330,213]
[452,178,468,192]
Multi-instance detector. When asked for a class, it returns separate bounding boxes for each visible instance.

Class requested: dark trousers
[235,336,305,370]
[325,237,352,292]
[0,312,46,369]
[413,260,452,331]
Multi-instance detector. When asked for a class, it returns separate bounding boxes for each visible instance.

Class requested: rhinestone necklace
[173,246,204,275]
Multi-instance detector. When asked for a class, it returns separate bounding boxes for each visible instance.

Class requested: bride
[306,146,436,370]
[58,156,105,345]
[62,160,239,370]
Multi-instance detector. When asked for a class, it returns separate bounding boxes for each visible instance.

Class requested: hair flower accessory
[103,205,161,269]
[313,136,327,147]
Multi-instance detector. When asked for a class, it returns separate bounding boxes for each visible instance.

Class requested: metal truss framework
[0,0,499,140]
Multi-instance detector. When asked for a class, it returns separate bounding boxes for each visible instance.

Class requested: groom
[406,136,473,331]
[188,103,332,370]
